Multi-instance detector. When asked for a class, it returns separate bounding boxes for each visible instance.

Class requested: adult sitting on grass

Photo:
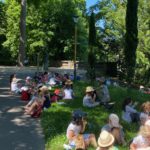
[62,80,74,100]
[101,113,126,146]
[130,125,150,150]
[96,130,118,150]
[65,109,97,149]
[96,77,110,104]
[83,86,100,108]
[96,77,115,109]
[122,97,140,123]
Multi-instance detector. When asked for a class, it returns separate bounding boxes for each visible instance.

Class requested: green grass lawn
[41,81,150,150]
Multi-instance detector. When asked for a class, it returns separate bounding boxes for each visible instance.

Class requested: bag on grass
[21,91,30,101]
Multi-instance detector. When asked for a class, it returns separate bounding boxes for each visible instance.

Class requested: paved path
[0,68,45,150]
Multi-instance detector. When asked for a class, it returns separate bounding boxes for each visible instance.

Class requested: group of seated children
[9,72,75,117]
[65,110,126,150]
[65,106,150,150]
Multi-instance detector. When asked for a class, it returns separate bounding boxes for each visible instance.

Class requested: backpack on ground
[21,91,30,101]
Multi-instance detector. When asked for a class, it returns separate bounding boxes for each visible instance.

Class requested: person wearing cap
[96,130,118,150]
[101,113,126,145]
[62,80,74,100]
[83,86,100,107]
[130,125,150,150]
[66,110,97,149]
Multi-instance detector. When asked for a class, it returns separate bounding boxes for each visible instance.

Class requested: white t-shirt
[63,88,73,99]
[11,81,19,92]
[66,123,81,139]
[132,135,150,149]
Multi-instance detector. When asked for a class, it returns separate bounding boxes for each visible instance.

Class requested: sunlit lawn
[41,81,150,150]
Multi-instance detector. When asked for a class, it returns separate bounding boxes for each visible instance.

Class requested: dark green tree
[124,0,138,83]
[87,11,96,81]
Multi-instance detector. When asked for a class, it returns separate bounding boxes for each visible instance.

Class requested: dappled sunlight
[7,107,23,113]
[11,116,30,126]
[0,94,13,97]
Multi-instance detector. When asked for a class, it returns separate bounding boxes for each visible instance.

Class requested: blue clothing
[43,96,51,109]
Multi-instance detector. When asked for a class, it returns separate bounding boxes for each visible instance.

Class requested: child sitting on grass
[65,109,97,149]
[96,130,118,150]
[83,86,100,108]
[101,113,126,146]
[130,125,150,150]
[122,97,139,123]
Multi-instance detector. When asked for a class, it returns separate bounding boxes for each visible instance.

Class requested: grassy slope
[41,81,150,150]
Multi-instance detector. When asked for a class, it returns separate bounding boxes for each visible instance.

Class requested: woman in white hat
[83,86,100,108]
[96,130,118,150]
[101,113,126,145]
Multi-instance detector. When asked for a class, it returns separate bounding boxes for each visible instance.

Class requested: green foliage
[124,0,138,83]
[41,81,150,150]
[3,0,20,58]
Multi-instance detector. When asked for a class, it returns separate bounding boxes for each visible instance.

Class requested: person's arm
[80,119,87,133]
[67,130,76,141]
[126,105,137,113]
[130,143,137,150]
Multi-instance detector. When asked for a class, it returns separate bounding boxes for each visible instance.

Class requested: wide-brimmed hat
[86,86,94,92]
[109,113,120,128]
[98,130,114,147]
[65,80,73,85]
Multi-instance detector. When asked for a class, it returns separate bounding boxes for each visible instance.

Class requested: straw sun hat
[86,86,94,93]
[98,130,114,147]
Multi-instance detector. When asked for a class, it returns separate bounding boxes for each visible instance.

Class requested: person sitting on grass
[62,80,74,100]
[140,101,150,125]
[83,86,100,108]
[122,97,140,123]
[96,77,110,104]
[65,109,97,149]
[10,73,22,94]
[101,113,126,146]
[130,125,150,150]
[24,86,50,115]
[96,130,118,150]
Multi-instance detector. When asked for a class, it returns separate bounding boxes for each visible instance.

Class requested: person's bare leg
[88,134,97,148]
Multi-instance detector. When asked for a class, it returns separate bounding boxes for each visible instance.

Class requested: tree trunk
[19,0,26,67]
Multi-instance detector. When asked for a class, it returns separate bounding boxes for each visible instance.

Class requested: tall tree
[124,0,138,83]
[18,0,26,66]
[87,11,96,81]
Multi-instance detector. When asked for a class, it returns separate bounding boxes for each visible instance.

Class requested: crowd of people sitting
[9,72,150,149]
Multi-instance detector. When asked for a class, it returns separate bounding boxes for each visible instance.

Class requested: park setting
[0,0,150,150]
